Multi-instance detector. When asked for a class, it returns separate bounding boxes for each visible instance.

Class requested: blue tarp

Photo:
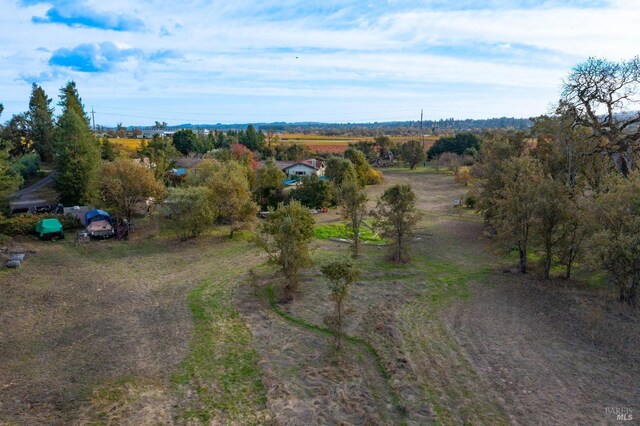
[86,209,112,224]
[172,168,188,176]
[283,176,327,185]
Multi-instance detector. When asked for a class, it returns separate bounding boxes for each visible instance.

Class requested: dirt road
[10,173,55,202]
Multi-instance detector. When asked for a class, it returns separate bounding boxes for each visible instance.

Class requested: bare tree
[560,57,640,177]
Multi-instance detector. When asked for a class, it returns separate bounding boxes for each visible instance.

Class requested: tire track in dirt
[441,277,640,425]
[235,278,407,425]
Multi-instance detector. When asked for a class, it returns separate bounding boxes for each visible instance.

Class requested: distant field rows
[110,134,438,154]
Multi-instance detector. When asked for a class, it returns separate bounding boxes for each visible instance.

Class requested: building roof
[257,158,324,171]
[282,159,324,171]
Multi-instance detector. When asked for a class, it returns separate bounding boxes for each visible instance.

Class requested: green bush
[11,153,41,180]
[0,214,81,236]
[162,186,214,240]
[465,195,477,208]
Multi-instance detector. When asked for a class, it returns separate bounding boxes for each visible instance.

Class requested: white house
[138,129,176,139]
[282,159,325,178]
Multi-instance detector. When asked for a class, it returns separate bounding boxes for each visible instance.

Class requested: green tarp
[35,218,63,237]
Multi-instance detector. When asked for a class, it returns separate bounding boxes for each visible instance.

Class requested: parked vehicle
[85,209,115,239]
[35,218,65,240]
[10,199,58,216]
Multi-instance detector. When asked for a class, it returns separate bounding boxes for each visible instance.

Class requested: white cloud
[1,0,638,124]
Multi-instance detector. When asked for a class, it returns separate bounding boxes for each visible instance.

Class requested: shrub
[465,195,477,208]
[289,175,333,209]
[162,186,214,240]
[11,153,41,180]
[365,168,383,185]
[0,213,80,236]
[455,166,473,186]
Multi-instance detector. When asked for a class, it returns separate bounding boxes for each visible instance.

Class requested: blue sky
[0,0,637,126]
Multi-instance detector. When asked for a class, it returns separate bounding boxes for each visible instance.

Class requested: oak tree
[321,259,360,350]
[372,184,420,263]
[256,200,315,300]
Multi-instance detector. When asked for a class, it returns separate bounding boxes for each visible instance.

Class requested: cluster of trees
[168,126,313,161]
[0,82,173,224]
[0,82,103,206]
[349,134,479,171]
[349,135,427,169]
[160,139,390,244]
[164,159,258,239]
[170,125,266,155]
[256,178,417,310]
[477,57,640,307]
[0,84,58,200]
[427,133,481,159]
[282,148,383,213]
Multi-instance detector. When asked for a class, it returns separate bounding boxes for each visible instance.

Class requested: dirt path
[10,173,55,202]
[235,273,408,425]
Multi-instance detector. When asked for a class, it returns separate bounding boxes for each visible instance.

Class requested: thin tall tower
[420,109,424,150]
[91,107,96,135]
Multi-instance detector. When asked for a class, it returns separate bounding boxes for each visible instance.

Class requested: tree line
[475,56,640,307]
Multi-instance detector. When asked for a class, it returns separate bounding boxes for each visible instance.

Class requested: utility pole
[420,109,424,150]
[91,107,96,136]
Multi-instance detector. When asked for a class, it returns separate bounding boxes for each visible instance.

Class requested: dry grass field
[1,167,638,424]
[109,138,141,156]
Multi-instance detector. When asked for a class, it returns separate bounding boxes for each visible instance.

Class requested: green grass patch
[583,270,608,289]
[172,261,270,424]
[314,223,384,243]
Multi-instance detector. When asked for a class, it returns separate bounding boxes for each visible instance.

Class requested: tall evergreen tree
[54,109,99,205]
[58,81,90,127]
[0,149,23,202]
[27,83,55,162]
[1,113,29,156]
[239,124,262,151]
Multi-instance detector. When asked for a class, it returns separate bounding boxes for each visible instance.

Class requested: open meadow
[1,169,638,425]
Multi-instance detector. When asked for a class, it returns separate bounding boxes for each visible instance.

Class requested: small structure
[35,218,64,240]
[138,128,176,139]
[281,159,325,178]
